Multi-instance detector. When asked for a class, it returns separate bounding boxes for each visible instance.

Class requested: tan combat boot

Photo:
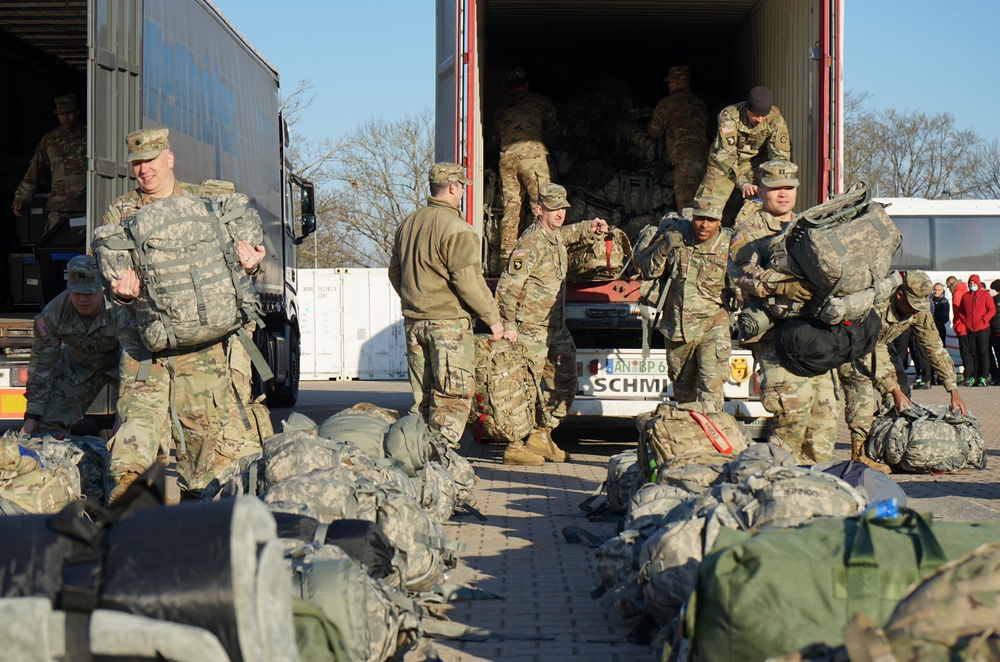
[107,471,141,506]
[851,437,890,474]
[503,441,545,466]
[524,428,569,463]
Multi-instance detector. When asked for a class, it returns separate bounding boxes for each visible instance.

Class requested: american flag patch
[720,124,736,135]
[512,249,525,258]
[36,317,51,337]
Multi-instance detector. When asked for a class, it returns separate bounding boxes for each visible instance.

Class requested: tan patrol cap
[691,196,723,220]
[54,94,78,114]
[507,67,528,83]
[66,255,102,294]
[126,127,170,163]
[901,270,932,312]
[758,160,799,188]
[429,162,472,186]
[537,183,571,210]
[664,66,690,82]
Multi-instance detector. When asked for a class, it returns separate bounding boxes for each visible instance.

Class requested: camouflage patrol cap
[54,94,78,114]
[902,270,932,312]
[66,255,102,294]
[125,127,170,163]
[690,196,723,220]
[537,183,571,210]
[428,162,472,186]
[507,67,528,82]
[758,160,799,188]
[664,66,690,82]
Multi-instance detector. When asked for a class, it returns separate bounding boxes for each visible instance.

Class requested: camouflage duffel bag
[866,403,986,473]
[567,225,633,282]
[469,335,535,444]
[636,402,749,482]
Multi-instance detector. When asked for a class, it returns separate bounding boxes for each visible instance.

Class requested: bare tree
[970,139,1000,198]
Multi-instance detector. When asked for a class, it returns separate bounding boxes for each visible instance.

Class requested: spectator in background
[946,276,973,386]
[931,282,950,346]
[990,279,1000,384]
[959,274,995,387]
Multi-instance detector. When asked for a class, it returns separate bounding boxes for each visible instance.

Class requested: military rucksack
[469,335,536,444]
[606,449,643,515]
[262,430,373,488]
[0,433,80,514]
[636,402,749,482]
[92,194,265,353]
[317,412,391,460]
[566,225,634,282]
[866,403,987,473]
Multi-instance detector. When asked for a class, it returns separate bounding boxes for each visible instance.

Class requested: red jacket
[952,282,968,335]
[960,275,996,333]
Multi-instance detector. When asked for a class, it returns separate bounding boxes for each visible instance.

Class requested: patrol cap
[901,270,932,312]
[125,127,170,163]
[54,94,78,114]
[428,162,472,186]
[66,255,102,294]
[506,67,528,85]
[745,85,774,115]
[664,65,690,82]
[537,183,571,210]
[690,196,723,220]
[758,160,799,188]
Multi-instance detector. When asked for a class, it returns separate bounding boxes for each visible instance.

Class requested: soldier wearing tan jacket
[389,162,507,449]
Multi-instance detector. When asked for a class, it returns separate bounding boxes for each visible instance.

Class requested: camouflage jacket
[648,224,733,342]
[13,124,87,212]
[495,219,595,329]
[708,104,791,187]
[101,180,206,226]
[389,198,501,326]
[25,293,131,417]
[873,296,958,394]
[728,208,794,303]
[647,88,709,164]
[490,92,559,156]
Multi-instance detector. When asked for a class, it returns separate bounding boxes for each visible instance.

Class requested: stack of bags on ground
[584,400,999,661]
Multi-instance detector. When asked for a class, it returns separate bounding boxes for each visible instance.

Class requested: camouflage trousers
[404,318,475,448]
[219,329,265,461]
[754,339,838,464]
[499,150,551,259]
[109,340,230,493]
[32,352,118,434]
[663,319,730,410]
[695,157,738,211]
[838,360,876,456]
[669,153,707,212]
[518,323,576,431]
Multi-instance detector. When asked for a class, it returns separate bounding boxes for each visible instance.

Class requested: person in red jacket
[959,274,996,386]
[947,276,973,386]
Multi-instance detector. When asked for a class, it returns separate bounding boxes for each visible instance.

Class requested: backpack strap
[166,356,186,457]
[205,201,246,318]
[123,222,178,350]
[235,326,274,382]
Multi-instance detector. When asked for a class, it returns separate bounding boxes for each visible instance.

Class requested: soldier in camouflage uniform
[839,271,967,463]
[697,86,791,212]
[389,162,507,450]
[489,68,559,269]
[647,66,709,212]
[728,161,838,464]
[642,197,732,409]
[495,183,609,465]
[21,256,122,435]
[105,129,266,502]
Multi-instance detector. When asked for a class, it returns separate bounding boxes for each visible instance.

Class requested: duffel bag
[867,403,986,473]
[775,308,881,377]
[687,507,1000,662]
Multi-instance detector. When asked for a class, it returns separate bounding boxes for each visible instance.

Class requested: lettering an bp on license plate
[583,357,671,397]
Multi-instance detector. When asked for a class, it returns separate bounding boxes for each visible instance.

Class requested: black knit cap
[991,279,1000,293]
[745,86,774,115]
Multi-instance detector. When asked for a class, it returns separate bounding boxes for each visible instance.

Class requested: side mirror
[293,178,316,243]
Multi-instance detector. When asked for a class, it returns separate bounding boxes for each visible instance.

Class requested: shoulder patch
[720,124,736,135]
[730,232,743,247]
[36,317,51,337]
[512,248,525,258]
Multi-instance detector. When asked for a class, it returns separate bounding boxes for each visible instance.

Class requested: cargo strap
[619,173,655,215]
[688,410,733,455]
[641,268,674,359]
[167,355,186,457]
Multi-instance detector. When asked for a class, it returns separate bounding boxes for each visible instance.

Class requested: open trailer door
[818,0,844,200]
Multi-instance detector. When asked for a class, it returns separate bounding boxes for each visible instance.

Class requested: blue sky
[211,0,1000,146]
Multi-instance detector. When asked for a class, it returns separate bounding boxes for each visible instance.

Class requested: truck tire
[267,325,300,408]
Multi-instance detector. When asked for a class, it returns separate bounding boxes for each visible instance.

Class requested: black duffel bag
[775,308,881,376]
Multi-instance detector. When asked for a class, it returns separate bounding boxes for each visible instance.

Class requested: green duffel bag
[687,507,1000,662]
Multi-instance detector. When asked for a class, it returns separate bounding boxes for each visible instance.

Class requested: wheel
[267,325,300,408]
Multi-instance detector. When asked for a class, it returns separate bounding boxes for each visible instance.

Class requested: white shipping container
[299,269,407,380]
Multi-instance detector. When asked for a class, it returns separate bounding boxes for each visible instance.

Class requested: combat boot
[503,441,545,466]
[524,428,569,463]
[851,438,890,474]
[107,471,141,506]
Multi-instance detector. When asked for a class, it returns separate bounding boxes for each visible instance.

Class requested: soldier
[388,162,507,450]
[21,256,122,435]
[641,197,732,409]
[495,183,608,465]
[646,66,709,211]
[697,86,791,211]
[489,68,559,270]
[11,94,87,239]
[728,160,838,464]
[105,129,266,503]
[840,271,967,464]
